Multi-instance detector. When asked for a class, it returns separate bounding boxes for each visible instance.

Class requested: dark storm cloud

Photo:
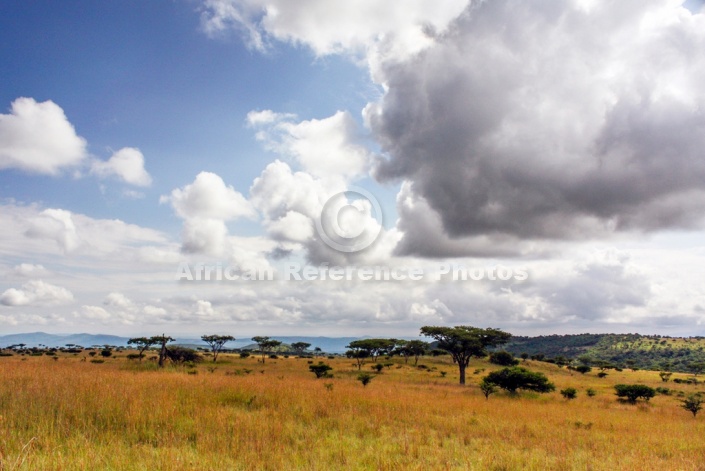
[367,0,705,256]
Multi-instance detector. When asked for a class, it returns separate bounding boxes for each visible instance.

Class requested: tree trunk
[458,362,466,385]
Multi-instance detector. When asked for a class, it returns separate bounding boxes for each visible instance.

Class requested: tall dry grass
[0,354,704,470]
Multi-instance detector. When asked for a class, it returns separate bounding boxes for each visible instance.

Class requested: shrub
[575,365,591,374]
[309,362,333,378]
[655,387,671,395]
[659,371,673,382]
[479,380,496,400]
[483,367,555,394]
[358,372,373,387]
[372,363,384,373]
[597,372,608,378]
[100,349,112,358]
[586,388,597,397]
[239,352,250,358]
[614,384,656,404]
[166,346,203,365]
[489,351,519,366]
[681,394,704,418]
[561,387,578,400]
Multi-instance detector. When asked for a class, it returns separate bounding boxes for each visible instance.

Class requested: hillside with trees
[503,334,705,373]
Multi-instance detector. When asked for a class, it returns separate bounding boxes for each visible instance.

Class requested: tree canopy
[483,367,556,394]
[420,326,512,384]
[201,335,235,363]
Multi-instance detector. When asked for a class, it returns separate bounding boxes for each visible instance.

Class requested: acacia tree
[395,340,429,365]
[127,337,155,362]
[346,345,370,370]
[150,334,174,367]
[290,342,311,356]
[681,394,704,418]
[201,335,235,363]
[347,339,396,363]
[420,326,512,385]
[252,336,281,364]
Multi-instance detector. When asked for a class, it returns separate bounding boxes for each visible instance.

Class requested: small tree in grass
[479,380,496,400]
[483,367,555,394]
[201,335,235,363]
[309,362,333,378]
[127,337,155,362]
[252,336,282,364]
[614,384,656,404]
[575,365,591,374]
[372,363,384,373]
[659,371,673,382]
[346,346,370,371]
[358,372,373,387]
[561,387,578,400]
[680,394,703,418]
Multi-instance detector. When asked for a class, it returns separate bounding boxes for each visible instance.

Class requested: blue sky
[2,0,705,338]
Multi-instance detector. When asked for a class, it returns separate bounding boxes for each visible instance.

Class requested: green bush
[489,351,519,366]
[309,362,333,378]
[614,384,656,404]
[561,387,578,400]
[483,367,555,394]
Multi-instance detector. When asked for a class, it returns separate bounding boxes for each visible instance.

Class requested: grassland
[1,352,704,470]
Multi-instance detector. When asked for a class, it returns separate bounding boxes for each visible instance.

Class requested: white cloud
[0,280,74,306]
[163,171,254,221]
[250,110,372,179]
[200,0,469,65]
[25,208,82,253]
[0,97,87,175]
[162,171,256,255]
[13,263,49,277]
[91,147,152,187]
[104,292,134,309]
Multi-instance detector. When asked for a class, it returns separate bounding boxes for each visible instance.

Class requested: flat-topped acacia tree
[420,326,512,385]
[251,336,282,364]
[127,337,155,362]
[201,335,235,363]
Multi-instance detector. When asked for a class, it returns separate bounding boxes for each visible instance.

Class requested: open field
[1,353,704,470]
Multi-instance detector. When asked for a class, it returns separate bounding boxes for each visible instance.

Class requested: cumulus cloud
[103,292,134,309]
[0,280,74,306]
[365,0,705,255]
[25,208,82,253]
[91,147,152,186]
[248,159,393,264]
[248,110,372,180]
[13,263,49,277]
[0,97,87,175]
[163,171,263,256]
[163,171,254,221]
[200,0,468,65]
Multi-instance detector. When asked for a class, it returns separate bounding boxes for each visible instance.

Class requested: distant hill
[0,333,364,353]
[503,333,705,373]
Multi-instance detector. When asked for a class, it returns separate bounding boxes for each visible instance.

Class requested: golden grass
[1,354,704,470]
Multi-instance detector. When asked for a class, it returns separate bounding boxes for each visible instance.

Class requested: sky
[1,0,705,338]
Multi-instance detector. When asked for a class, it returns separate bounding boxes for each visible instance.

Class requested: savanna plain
[1,351,704,470]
